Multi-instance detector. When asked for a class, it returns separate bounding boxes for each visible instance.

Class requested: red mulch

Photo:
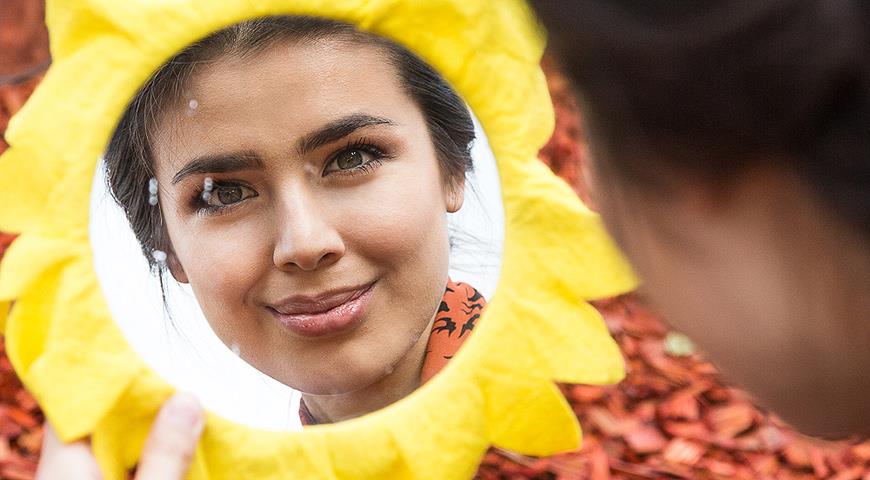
[0,341,41,480]
[1,3,869,478]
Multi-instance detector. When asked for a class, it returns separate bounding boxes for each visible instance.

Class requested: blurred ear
[166,250,189,284]
[445,176,465,213]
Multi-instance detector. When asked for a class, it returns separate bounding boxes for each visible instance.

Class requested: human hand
[36,393,204,479]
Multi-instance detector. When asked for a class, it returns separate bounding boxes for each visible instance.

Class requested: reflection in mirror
[89,16,503,431]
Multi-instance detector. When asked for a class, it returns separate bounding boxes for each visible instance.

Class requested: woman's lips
[267,283,374,338]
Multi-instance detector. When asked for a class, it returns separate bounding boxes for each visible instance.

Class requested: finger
[134,393,204,480]
[36,423,102,480]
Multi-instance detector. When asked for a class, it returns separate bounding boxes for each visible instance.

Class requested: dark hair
[532,0,870,235]
[104,16,475,269]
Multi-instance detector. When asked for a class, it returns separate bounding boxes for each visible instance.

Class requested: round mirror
[0,2,636,477]
[87,18,504,428]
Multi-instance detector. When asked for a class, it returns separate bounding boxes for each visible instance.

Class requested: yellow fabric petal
[11,254,142,440]
[0,234,81,302]
[0,300,9,333]
[501,157,638,301]
[0,148,54,234]
[481,376,581,455]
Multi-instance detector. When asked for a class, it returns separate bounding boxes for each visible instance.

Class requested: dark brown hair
[533,0,869,234]
[104,16,475,269]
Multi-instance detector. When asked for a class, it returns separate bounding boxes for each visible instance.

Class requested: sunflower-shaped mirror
[0,1,635,477]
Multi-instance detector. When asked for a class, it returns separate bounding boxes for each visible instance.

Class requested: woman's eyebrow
[297,113,394,155]
[172,151,263,185]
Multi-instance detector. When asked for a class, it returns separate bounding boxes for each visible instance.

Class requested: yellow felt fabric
[0,0,638,478]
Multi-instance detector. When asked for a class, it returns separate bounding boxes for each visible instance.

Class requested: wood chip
[658,390,700,421]
[707,403,757,439]
[625,426,668,454]
[663,438,705,466]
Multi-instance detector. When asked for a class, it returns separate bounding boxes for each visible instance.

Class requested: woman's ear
[445,177,465,213]
[166,251,189,284]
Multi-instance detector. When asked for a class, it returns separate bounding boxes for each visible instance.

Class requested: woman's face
[151,39,462,395]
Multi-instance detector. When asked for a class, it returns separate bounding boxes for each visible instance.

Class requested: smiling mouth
[266,282,375,338]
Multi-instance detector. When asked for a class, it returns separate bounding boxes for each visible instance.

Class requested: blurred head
[534,0,870,436]
[104,16,475,397]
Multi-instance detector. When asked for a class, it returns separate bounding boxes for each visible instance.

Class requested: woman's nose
[272,191,345,272]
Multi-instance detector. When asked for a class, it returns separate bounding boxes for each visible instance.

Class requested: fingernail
[164,392,204,432]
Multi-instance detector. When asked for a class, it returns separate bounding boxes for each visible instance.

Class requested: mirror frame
[0,0,636,477]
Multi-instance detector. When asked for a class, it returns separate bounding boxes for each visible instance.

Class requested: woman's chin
[280,367,387,397]
[294,378,376,397]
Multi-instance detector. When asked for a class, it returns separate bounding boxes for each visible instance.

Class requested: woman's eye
[203,183,257,207]
[336,150,366,170]
[323,147,384,176]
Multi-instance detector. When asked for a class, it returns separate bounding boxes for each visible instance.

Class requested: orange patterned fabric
[300,279,486,425]
[420,279,486,383]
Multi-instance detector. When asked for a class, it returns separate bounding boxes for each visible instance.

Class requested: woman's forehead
[153,41,419,163]
[164,43,406,126]
[185,39,400,107]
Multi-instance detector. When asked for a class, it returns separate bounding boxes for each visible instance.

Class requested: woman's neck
[742,175,870,437]
[782,209,870,437]
[301,317,435,424]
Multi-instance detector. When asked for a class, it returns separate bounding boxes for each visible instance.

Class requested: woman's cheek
[172,216,271,322]
[333,171,449,265]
